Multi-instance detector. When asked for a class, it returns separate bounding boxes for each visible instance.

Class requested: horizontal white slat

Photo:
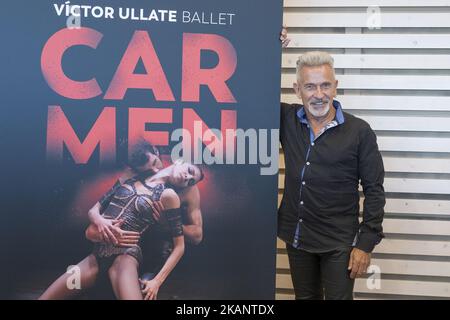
[278,174,450,195]
[360,217,450,236]
[281,94,450,112]
[381,156,450,174]
[383,219,450,236]
[284,12,450,28]
[277,238,286,249]
[277,238,450,256]
[280,153,450,174]
[277,254,289,269]
[360,115,450,132]
[276,274,450,297]
[275,293,295,300]
[381,177,450,194]
[282,74,450,90]
[276,274,292,289]
[369,259,450,277]
[384,198,450,216]
[375,239,450,256]
[284,0,450,7]
[355,279,450,297]
[277,255,450,277]
[282,54,450,70]
[287,33,450,49]
[377,136,450,153]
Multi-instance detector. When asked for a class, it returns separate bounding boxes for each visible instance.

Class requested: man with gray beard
[278,50,385,300]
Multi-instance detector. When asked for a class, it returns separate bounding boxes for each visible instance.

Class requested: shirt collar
[296,100,345,125]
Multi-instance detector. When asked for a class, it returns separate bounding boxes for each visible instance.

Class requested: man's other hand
[348,247,371,279]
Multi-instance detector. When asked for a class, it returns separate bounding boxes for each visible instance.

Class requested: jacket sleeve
[355,122,386,253]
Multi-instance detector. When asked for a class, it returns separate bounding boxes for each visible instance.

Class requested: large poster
[0,0,282,299]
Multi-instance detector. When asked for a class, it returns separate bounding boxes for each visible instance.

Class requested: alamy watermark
[58,1,82,29]
[366,264,382,290]
[366,6,382,30]
[170,121,279,176]
[66,265,81,290]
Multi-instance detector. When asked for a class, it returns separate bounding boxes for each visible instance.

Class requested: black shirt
[278,101,385,253]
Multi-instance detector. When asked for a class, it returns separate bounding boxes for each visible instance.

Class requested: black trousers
[286,243,355,300]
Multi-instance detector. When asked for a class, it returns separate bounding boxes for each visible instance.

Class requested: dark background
[0,0,282,299]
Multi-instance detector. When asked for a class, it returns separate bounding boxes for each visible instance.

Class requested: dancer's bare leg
[38,254,99,300]
[108,254,142,300]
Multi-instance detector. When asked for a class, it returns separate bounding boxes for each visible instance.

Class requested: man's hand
[111,220,141,248]
[92,216,121,245]
[150,200,165,222]
[92,217,141,246]
[140,278,161,300]
[280,25,290,48]
[348,248,371,279]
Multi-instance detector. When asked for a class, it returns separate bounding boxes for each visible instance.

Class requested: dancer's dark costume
[93,178,183,272]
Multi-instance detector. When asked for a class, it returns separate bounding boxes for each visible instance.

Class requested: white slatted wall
[277,0,450,300]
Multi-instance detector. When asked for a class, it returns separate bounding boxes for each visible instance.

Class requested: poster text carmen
[41,27,238,164]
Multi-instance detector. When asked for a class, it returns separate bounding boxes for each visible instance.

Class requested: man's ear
[293,82,301,98]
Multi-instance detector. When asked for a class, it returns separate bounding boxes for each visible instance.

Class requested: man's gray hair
[296,51,335,81]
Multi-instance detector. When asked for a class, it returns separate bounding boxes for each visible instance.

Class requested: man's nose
[314,87,325,99]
